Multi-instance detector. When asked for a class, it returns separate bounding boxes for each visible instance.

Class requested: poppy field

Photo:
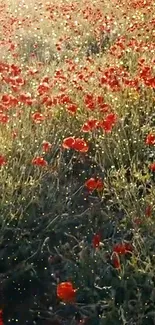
[0,0,155,324]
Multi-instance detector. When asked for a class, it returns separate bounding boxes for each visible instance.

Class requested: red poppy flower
[37,82,50,95]
[96,95,104,105]
[0,309,3,325]
[14,76,25,86]
[66,104,77,114]
[145,205,152,217]
[111,252,121,269]
[145,133,155,145]
[81,119,98,132]
[57,282,77,303]
[99,103,111,113]
[84,93,94,105]
[0,155,6,166]
[42,141,52,152]
[62,137,89,153]
[32,112,45,124]
[62,137,75,149]
[96,178,104,191]
[12,130,18,139]
[139,66,152,79]
[58,94,72,105]
[113,242,133,255]
[32,157,48,167]
[10,64,21,76]
[41,76,50,83]
[27,68,38,76]
[101,113,117,132]
[11,85,20,93]
[124,242,133,253]
[84,177,104,192]
[92,233,101,248]
[84,94,96,110]
[145,77,155,88]
[149,162,155,172]
[0,114,9,124]
[0,62,9,73]
[73,138,89,153]
[19,92,33,105]
[1,94,18,107]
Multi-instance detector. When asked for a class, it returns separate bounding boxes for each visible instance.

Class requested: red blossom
[145,133,155,145]
[100,113,117,132]
[84,94,96,110]
[66,104,77,114]
[58,94,72,105]
[96,178,104,191]
[145,205,152,217]
[144,77,155,88]
[0,114,9,124]
[92,233,101,248]
[10,63,21,76]
[1,94,18,107]
[149,163,155,172]
[112,252,121,269]
[84,177,104,192]
[62,137,75,149]
[42,141,52,152]
[32,157,48,167]
[19,93,33,105]
[113,242,133,255]
[41,76,50,83]
[14,76,25,86]
[0,309,3,325]
[62,137,89,153]
[32,112,45,124]
[37,82,50,95]
[0,155,6,166]
[73,138,89,153]
[57,282,77,303]
[81,119,98,132]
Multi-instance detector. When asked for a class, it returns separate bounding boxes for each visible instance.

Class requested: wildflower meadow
[0,0,155,324]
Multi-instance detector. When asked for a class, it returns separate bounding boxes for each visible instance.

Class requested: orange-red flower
[149,162,155,172]
[0,114,9,124]
[62,137,89,153]
[145,205,152,217]
[32,112,45,124]
[19,92,33,105]
[0,309,3,325]
[66,104,77,114]
[81,119,98,132]
[100,113,117,132]
[84,177,104,192]
[111,252,121,269]
[57,282,77,303]
[1,94,18,107]
[145,133,155,145]
[92,233,101,248]
[73,138,89,153]
[0,155,6,166]
[42,141,52,152]
[62,137,75,149]
[113,242,133,255]
[37,82,50,95]
[32,157,48,167]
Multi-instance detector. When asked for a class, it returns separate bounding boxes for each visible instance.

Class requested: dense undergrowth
[0,0,155,324]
